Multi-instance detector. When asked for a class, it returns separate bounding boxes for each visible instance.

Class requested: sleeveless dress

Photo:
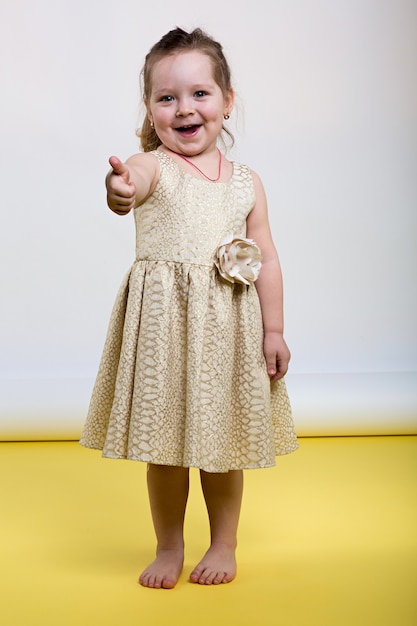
[80,150,298,472]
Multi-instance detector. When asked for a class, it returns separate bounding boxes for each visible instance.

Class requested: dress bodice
[134,150,256,266]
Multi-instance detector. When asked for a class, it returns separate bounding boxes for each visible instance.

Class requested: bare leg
[139,464,189,589]
[190,469,243,585]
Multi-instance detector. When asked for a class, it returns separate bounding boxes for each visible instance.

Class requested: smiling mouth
[176,124,201,135]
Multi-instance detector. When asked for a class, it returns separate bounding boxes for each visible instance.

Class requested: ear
[224,88,235,117]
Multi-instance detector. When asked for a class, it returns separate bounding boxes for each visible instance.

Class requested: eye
[160,95,174,102]
[194,90,207,98]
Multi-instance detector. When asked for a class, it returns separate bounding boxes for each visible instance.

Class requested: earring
[224,113,230,120]
[150,120,154,128]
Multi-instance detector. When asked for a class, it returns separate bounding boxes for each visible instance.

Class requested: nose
[175,100,195,117]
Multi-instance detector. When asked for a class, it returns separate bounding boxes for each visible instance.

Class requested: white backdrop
[1,0,416,439]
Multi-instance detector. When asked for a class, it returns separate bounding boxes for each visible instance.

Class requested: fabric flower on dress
[215,234,262,285]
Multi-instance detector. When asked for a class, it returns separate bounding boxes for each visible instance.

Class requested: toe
[162,576,176,589]
[190,568,203,583]
[139,574,150,587]
[198,568,215,585]
[153,575,164,589]
[212,571,227,585]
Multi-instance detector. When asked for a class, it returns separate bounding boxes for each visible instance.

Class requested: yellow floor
[1,437,416,626]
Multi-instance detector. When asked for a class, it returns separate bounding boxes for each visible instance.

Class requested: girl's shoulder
[125,152,161,205]
[126,150,160,173]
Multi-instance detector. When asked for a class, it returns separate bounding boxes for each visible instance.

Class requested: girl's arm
[246,170,291,381]
[105,153,159,215]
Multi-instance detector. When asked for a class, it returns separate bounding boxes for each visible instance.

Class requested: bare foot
[190,544,237,585]
[139,548,184,589]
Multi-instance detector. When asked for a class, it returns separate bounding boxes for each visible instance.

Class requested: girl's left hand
[264,332,291,381]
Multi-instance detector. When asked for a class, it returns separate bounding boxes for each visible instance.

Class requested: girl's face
[146,51,233,157]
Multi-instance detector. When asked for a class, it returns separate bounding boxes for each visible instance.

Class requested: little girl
[80,27,298,589]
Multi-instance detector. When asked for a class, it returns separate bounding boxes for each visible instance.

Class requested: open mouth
[176,124,200,136]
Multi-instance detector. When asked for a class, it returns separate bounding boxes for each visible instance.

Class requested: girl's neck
[165,147,223,183]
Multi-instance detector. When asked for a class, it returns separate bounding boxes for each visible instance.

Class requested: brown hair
[137,27,234,152]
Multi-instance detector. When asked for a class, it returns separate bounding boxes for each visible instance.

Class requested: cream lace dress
[80,150,298,472]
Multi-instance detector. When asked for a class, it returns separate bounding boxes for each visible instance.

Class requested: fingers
[267,357,289,381]
[274,355,290,380]
[264,335,291,381]
[266,355,278,378]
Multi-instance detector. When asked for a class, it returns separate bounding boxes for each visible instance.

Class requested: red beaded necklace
[171,148,223,182]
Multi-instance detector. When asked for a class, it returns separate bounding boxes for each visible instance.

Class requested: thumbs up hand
[106,156,137,215]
